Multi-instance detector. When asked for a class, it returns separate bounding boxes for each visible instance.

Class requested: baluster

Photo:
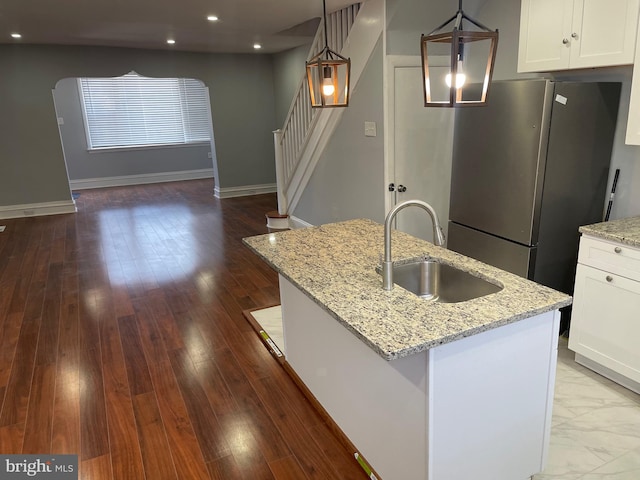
[298,97,304,155]
[286,131,293,180]
[304,91,310,132]
[345,9,350,47]
[291,107,298,164]
[296,101,302,154]
[331,11,339,52]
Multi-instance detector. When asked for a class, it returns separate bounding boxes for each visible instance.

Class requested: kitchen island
[244,219,572,480]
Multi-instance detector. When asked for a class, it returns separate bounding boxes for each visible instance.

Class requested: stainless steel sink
[379,260,502,303]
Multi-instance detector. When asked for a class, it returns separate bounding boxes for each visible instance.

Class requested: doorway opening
[52,72,218,199]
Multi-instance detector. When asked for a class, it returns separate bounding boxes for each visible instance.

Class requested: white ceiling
[0,0,361,54]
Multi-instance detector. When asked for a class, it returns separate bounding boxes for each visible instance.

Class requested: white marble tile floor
[249,305,285,354]
[534,337,640,480]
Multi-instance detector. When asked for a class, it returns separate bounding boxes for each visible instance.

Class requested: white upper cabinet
[518,0,574,72]
[518,0,640,73]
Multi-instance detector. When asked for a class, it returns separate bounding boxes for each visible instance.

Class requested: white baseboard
[215,183,276,199]
[69,169,214,190]
[0,200,77,220]
[289,215,314,229]
[575,353,640,395]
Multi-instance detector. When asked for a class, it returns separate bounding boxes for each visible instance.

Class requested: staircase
[270,0,383,227]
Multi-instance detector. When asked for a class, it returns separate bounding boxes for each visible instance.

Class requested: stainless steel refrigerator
[448,79,620,297]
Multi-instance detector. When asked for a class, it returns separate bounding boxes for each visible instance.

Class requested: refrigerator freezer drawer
[448,222,535,279]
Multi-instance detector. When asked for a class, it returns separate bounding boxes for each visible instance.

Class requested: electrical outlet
[0,226,5,232]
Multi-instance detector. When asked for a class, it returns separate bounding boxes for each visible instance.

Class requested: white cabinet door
[518,0,574,72]
[518,0,639,73]
[569,263,640,384]
[569,0,639,68]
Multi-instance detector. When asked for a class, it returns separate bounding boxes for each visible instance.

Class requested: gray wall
[273,44,312,128]
[386,0,486,56]
[293,38,385,225]
[0,44,277,208]
[54,77,213,182]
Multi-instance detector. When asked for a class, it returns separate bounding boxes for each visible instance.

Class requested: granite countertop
[579,216,640,248]
[243,219,572,361]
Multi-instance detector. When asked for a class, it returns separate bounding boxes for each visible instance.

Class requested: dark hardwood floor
[0,180,366,479]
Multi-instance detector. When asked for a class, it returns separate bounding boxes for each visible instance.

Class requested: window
[79,72,211,150]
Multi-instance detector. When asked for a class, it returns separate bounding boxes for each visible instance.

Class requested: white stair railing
[274,3,361,215]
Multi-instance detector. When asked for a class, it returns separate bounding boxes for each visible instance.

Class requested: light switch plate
[364,121,377,137]
[0,226,5,232]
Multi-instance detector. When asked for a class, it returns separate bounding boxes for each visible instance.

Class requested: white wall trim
[0,200,77,220]
[385,55,422,214]
[214,183,277,199]
[289,215,314,229]
[69,168,214,190]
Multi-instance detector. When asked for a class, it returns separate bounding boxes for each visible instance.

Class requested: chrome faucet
[382,200,446,290]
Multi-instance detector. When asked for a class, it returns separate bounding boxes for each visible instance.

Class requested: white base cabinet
[280,275,560,480]
[518,0,639,73]
[569,235,640,392]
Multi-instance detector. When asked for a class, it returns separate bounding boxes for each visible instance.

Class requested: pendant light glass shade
[421,1,498,107]
[306,0,351,108]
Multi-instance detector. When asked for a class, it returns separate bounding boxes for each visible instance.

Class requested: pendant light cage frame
[421,1,498,107]
[306,0,351,108]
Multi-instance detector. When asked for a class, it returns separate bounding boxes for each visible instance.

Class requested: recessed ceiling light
[207,15,219,21]
[11,33,21,39]
[253,43,262,49]
[167,39,176,45]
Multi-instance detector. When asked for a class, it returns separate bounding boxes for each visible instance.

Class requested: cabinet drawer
[578,235,640,281]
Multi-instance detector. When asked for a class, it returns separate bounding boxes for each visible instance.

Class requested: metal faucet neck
[382,200,446,290]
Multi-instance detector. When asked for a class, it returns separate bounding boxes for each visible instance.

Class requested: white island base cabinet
[280,276,560,480]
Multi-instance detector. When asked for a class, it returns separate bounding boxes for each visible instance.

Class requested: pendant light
[306,0,351,108]
[421,0,498,107]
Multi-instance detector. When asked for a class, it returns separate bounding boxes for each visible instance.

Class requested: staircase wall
[272,44,312,128]
[292,38,385,226]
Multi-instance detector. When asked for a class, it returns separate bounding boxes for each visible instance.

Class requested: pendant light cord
[323,0,330,55]
[427,0,495,35]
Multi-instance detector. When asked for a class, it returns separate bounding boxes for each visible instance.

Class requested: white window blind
[79,72,211,150]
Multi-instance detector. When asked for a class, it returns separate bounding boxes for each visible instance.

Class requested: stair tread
[266,211,289,219]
